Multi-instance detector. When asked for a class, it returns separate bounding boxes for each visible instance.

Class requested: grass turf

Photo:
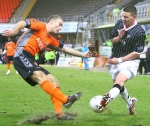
[0,64,150,126]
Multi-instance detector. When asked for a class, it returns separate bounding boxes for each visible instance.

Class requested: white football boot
[127,97,137,115]
[6,70,10,75]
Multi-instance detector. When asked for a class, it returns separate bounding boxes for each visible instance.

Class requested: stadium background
[0,0,150,66]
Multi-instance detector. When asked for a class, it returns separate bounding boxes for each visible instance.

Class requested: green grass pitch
[0,64,150,126]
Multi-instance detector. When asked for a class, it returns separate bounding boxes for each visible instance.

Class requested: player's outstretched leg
[63,92,82,109]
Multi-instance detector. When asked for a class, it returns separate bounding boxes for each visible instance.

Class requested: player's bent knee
[47,74,60,87]
[30,71,47,83]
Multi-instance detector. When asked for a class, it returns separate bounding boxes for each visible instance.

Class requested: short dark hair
[123,5,137,16]
[47,15,63,23]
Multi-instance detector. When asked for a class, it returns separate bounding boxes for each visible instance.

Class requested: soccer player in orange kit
[2,15,91,121]
[3,37,18,74]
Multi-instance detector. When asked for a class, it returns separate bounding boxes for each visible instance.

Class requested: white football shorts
[110,59,140,80]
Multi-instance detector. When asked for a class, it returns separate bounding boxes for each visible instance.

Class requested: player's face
[8,38,11,42]
[122,11,136,27]
[51,18,63,33]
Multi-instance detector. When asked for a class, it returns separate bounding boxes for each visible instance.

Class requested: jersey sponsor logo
[36,38,49,50]
[45,42,48,45]
[7,46,13,48]
[36,38,44,50]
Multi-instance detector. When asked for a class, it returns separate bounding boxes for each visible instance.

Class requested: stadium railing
[87,3,150,27]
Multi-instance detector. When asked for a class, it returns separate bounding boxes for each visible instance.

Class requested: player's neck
[124,21,137,30]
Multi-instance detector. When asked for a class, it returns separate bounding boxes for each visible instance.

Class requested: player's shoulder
[10,41,15,44]
[29,18,42,23]
[136,24,145,33]
[117,19,123,23]
[114,19,124,28]
[5,42,7,45]
[116,19,123,25]
[136,24,144,29]
[29,18,46,27]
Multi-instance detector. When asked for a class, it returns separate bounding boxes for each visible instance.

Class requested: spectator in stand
[113,6,120,20]
[3,37,18,74]
[106,10,112,22]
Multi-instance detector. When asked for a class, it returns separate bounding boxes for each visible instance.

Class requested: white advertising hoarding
[99,46,112,58]
[57,57,95,67]
[0,22,87,33]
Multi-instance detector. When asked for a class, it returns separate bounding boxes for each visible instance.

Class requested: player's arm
[110,20,125,45]
[48,41,91,58]
[108,52,140,64]
[121,33,146,62]
[61,46,91,58]
[121,52,140,61]
[109,33,145,64]
[2,21,27,37]
[48,36,91,58]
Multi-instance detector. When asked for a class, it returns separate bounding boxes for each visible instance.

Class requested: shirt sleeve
[48,35,60,47]
[110,22,119,39]
[27,18,45,31]
[134,33,146,53]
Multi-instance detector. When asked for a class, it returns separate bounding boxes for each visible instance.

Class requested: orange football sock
[50,94,64,116]
[40,80,68,103]
[7,63,10,70]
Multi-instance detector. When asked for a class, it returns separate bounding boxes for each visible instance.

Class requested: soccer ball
[89,95,103,113]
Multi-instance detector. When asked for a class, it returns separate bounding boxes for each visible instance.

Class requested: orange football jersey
[4,42,16,56]
[15,18,60,56]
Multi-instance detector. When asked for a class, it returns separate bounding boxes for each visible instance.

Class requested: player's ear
[133,15,136,19]
[47,18,52,24]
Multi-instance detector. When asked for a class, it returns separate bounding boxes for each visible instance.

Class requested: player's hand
[84,51,92,58]
[108,57,119,64]
[2,30,15,36]
[118,28,125,40]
